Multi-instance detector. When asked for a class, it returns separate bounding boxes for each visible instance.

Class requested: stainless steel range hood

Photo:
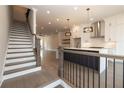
[90,20,105,38]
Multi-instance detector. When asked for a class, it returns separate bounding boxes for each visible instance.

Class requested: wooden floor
[1,51,59,88]
[1,51,123,88]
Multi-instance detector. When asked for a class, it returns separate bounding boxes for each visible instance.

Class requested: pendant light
[83,8,93,33]
[65,19,71,36]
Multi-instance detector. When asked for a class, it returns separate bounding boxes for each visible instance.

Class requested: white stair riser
[9,33,29,35]
[9,41,32,44]
[10,28,26,30]
[8,45,32,48]
[7,52,34,58]
[9,38,31,41]
[3,67,41,80]
[9,36,31,39]
[5,62,36,71]
[10,35,30,37]
[6,57,35,64]
[8,49,33,53]
[10,32,29,35]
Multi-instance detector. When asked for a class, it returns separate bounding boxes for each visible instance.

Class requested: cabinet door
[116,24,124,42]
[105,19,117,42]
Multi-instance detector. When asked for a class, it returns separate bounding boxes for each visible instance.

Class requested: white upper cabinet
[116,13,124,24]
[105,13,124,42]
[71,26,82,38]
[105,16,117,42]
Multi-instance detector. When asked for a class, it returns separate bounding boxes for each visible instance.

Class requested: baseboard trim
[0,78,4,87]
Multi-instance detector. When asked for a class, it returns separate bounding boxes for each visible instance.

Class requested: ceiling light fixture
[56,18,59,22]
[65,19,71,36]
[83,8,93,33]
[48,22,51,24]
[74,7,78,11]
[90,18,94,21]
[46,10,50,14]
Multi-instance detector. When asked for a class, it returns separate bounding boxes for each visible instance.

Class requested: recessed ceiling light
[90,18,94,21]
[46,10,50,14]
[56,18,59,22]
[74,7,78,11]
[48,22,51,24]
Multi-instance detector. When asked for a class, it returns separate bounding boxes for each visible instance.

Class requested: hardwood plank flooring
[1,51,59,88]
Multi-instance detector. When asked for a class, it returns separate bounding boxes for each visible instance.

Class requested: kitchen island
[63,47,108,73]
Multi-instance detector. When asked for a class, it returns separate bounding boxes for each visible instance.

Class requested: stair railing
[58,47,124,88]
[26,20,41,67]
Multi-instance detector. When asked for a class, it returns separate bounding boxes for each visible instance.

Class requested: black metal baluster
[65,61,67,80]
[68,61,69,81]
[93,57,95,88]
[123,60,124,88]
[73,63,74,85]
[79,57,81,88]
[98,58,100,88]
[70,62,72,84]
[88,56,89,88]
[63,61,65,79]
[83,65,85,88]
[105,57,107,88]
[66,61,68,80]
[76,64,78,87]
[113,59,115,88]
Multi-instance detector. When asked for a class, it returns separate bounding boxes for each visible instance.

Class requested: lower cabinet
[64,50,100,71]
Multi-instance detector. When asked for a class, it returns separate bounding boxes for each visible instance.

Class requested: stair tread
[5,59,36,66]
[7,55,35,60]
[5,62,36,71]
[9,35,30,37]
[9,37,31,39]
[4,65,36,75]
[8,47,32,49]
[6,56,35,64]
[7,51,33,54]
[9,43,32,45]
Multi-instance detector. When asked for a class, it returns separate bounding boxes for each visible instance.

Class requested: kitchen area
[38,6,124,87]
[58,10,124,77]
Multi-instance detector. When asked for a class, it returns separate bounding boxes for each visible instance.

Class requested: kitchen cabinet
[71,26,82,38]
[64,50,99,71]
[105,17,117,42]
[105,13,124,42]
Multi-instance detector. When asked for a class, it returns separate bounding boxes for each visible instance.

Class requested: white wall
[0,5,12,85]
[13,6,27,22]
[43,34,59,51]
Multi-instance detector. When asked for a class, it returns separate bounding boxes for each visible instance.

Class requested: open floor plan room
[0,5,124,88]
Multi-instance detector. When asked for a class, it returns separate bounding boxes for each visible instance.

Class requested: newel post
[58,46,64,78]
[35,36,41,67]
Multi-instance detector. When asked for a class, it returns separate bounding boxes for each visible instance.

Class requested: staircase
[3,21,41,80]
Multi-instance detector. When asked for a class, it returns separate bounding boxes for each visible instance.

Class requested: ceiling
[23,5,124,35]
